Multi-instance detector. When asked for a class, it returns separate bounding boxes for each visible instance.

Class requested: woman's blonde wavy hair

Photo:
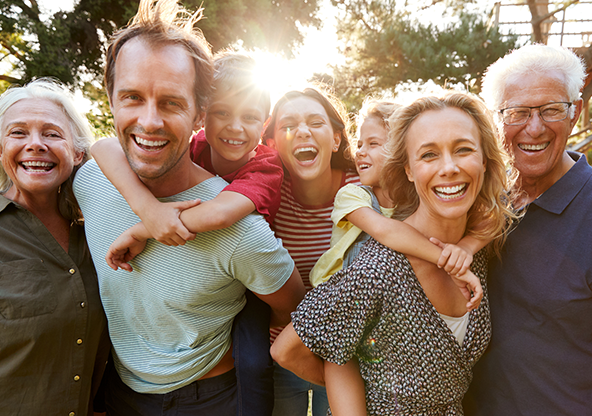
[381,92,518,257]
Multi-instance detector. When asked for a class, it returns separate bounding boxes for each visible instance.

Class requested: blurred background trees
[1,0,590,135]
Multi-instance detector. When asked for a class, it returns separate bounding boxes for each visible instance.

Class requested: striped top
[270,170,359,341]
[74,160,294,393]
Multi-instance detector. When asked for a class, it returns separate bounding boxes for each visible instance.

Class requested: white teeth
[135,137,167,147]
[294,147,318,156]
[434,184,467,199]
[222,138,244,145]
[22,161,54,167]
[358,164,371,170]
[518,142,549,151]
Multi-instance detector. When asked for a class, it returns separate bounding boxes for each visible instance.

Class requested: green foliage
[329,0,518,111]
[0,0,320,134]
[195,0,321,57]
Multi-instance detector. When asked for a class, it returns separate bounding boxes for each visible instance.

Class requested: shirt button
[69,268,76,275]
[76,339,83,345]
[74,375,80,381]
[69,413,75,416]
[80,302,86,308]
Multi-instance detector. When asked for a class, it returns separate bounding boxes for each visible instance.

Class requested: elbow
[270,338,292,369]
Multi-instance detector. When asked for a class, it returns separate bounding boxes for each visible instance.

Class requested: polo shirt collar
[531,151,592,215]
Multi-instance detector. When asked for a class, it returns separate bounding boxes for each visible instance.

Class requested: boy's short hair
[212,50,271,118]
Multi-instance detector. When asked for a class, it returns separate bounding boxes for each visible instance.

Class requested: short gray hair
[481,44,586,111]
[0,78,94,222]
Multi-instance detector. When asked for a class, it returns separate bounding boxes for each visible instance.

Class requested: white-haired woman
[0,78,109,415]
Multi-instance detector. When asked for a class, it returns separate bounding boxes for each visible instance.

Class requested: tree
[0,0,321,134]
[325,0,518,111]
[196,0,321,57]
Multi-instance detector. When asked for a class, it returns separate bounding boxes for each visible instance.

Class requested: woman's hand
[105,223,150,272]
[138,199,201,246]
[450,269,483,311]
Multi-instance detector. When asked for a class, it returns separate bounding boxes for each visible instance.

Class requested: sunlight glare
[251,51,316,109]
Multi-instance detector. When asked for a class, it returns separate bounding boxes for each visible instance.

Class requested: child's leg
[232,290,274,416]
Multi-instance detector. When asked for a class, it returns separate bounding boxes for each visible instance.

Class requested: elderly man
[465,45,591,415]
[73,0,304,414]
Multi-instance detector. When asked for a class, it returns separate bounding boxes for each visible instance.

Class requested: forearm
[270,323,325,386]
[127,221,152,241]
[179,191,255,233]
[325,359,367,416]
[458,234,489,255]
[257,267,305,327]
[92,137,157,216]
[348,208,441,263]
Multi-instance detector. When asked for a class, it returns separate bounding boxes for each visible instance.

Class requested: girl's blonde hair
[349,98,401,159]
[381,92,518,256]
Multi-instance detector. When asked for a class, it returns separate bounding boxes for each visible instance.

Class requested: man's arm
[255,266,305,327]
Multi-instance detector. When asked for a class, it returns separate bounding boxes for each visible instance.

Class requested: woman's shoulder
[338,238,410,280]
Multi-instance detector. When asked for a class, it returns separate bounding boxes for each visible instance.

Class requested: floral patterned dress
[292,239,491,416]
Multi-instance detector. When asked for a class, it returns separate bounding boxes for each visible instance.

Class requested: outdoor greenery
[0,0,588,132]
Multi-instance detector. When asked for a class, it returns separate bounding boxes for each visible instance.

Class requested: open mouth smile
[221,138,246,146]
[357,163,372,172]
[20,161,55,172]
[134,135,167,151]
[518,142,549,151]
[294,146,318,162]
[434,183,468,200]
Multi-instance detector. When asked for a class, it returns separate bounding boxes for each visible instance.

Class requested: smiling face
[268,96,340,182]
[0,98,84,202]
[404,107,485,225]
[204,90,266,172]
[109,37,203,184]
[356,116,388,187]
[501,71,579,190]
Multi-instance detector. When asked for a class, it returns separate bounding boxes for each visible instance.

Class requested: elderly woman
[272,92,517,415]
[0,79,109,415]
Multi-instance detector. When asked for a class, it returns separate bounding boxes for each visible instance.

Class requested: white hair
[481,44,586,111]
[0,78,94,192]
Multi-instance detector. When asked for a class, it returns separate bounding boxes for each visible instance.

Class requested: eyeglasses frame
[498,102,573,126]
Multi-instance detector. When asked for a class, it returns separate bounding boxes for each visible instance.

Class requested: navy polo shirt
[465,152,592,415]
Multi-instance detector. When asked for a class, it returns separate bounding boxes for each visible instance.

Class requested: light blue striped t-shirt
[73,160,294,394]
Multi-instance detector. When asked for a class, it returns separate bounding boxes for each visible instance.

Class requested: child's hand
[138,199,200,246]
[451,269,483,311]
[105,227,148,272]
[429,237,474,276]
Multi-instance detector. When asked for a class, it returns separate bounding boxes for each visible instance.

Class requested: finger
[429,237,445,249]
[176,227,196,242]
[458,259,471,276]
[106,252,120,271]
[172,198,202,211]
[119,262,134,272]
[448,258,463,276]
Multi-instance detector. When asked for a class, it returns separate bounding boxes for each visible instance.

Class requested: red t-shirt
[189,130,283,224]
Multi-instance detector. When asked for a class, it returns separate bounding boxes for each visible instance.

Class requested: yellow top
[309,184,394,287]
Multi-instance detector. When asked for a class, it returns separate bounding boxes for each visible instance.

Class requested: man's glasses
[499,102,572,126]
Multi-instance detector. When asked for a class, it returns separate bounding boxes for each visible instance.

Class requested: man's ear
[266,138,277,150]
[570,99,583,129]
